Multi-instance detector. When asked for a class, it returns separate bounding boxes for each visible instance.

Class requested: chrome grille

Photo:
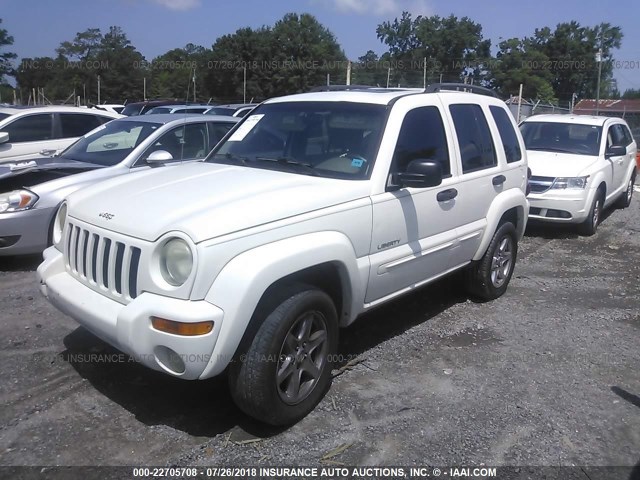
[529,176,555,194]
[65,222,141,303]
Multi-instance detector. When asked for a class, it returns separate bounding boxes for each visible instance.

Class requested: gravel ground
[0,188,639,476]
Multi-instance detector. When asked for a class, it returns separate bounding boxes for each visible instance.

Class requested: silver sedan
[0,114,238,256]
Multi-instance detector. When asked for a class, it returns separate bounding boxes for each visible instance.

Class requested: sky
[1,0,639,94]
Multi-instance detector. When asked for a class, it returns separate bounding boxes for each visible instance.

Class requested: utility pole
[516,83,524,123]
[595,48,602,115]
[423,57,427,89]
[97,75,101,104]
[346,61,352,86]
[243,66,247,103]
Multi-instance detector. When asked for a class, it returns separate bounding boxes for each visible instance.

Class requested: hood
[527,150,598,178]
[67,162,370,243]
[0,156,103,188]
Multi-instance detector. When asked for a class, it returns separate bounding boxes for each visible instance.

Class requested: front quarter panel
[199,231,366,379]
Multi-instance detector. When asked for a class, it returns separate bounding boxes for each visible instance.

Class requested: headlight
[160,238,193,286]
[0,190,39,213]
[52,202,67,247]
[551,176,589,189]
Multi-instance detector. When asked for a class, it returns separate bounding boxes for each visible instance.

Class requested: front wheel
[465,222,518,301]
[615,172,635,209]
[228,286,338,426]
[580,191,603,236]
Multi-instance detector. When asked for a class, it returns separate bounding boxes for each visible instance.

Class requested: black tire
[580,190,604,236]
[228,286,338,426]
[615,171,636,209]
[465,222,518,301]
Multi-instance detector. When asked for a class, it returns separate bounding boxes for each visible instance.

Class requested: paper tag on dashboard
[228,114,265,142]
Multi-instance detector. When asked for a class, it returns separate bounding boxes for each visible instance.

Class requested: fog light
[154,345,186,375]
[151,317,214,336]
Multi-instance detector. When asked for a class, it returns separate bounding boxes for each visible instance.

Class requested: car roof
[117,113,238,125]
[0,105,121,116]
[521,114,624,127]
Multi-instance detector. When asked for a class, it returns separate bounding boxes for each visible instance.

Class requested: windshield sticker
[351,158,365,168]
[228,114,265,142]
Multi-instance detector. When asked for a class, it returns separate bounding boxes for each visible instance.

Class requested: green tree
[376,12,491,86]
[148,43,210,101]
[0,18,17,84]
[622,88,640,99]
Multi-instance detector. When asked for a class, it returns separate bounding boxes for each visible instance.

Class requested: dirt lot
[1,189,639,475]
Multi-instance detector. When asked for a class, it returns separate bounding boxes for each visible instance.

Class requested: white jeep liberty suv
[38,84,529,425]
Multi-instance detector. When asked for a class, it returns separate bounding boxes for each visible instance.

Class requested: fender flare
[199,231,365,378]
[473,189,528,261]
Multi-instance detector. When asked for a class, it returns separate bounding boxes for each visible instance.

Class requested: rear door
[366,100,460,304]
[438,99,504,261]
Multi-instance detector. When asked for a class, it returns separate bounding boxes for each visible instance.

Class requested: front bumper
[37,246,225,380]
[0,206,55,256]
[527,189,592,223]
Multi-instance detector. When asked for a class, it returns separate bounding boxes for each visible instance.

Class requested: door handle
[492,175,506,186]
[437,188,458,202]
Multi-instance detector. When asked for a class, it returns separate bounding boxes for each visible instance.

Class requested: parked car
[146,105,210,115]
[632,127,640,168]
[0,114,238,256]
[204,103,257,118]
[0,106,121,164]
[93,104,125,115]
[521,114,637,235]
[120,100,185,116]
[38,84,529,425]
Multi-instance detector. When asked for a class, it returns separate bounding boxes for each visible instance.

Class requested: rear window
[489,106,522,163]
[121,104,144,116]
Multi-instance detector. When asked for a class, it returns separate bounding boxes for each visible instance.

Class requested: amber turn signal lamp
[151,317,214,336]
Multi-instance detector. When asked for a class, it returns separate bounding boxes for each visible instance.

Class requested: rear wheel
[465,222,518,301]
[580,191,603,236]
[228,286,338,426]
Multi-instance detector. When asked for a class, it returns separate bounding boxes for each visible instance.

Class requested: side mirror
[397,160,443,188]
[0,132,9,144]
[146,150,174,163]
[606,145,626,157]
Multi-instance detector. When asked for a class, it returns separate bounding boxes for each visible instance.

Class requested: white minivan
[521,114,637,235]
[0,106,121,164]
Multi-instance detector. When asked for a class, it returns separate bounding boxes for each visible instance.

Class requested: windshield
[206,107,235,116]
[209,102,388,179]
[520,121,602,156]
[60,120,162,166]
[121,104,144,116]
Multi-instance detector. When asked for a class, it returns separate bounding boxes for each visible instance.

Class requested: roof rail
[425,83,498,98]
[309,85,383,92]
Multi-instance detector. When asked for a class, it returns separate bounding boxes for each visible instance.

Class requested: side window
[391,106,450,177]
[143,123,208,161]
[450,104,497,173]
[2,114,54,143]
[620,125,634,146]
[208,122,234,147]
[489,105,522,163]
[59,114,105,138]
[607,124,625,149]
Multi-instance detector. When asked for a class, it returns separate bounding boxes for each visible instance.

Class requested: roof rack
[310,85,383,92]
[425,83,498,98]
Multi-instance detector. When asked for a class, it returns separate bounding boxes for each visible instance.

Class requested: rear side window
[392,106,450,177]
[450,104,497,173]
[3,113,54,142]
[489,106,522,163]
[59,114,108,138]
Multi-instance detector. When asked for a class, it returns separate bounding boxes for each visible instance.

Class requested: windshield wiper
[212,153,251,165]
[527,146,576,154]
[255,157,319,176]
